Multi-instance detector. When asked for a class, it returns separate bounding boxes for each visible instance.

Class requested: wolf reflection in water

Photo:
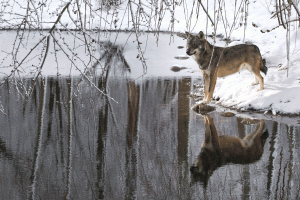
[190,115,269,187]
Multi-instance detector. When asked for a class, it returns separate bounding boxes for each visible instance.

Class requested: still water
[0,76,300,199]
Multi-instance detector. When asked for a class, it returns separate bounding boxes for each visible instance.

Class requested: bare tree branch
[198,0,214,26]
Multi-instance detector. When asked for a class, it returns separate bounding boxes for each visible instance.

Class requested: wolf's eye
[188,40,194,45]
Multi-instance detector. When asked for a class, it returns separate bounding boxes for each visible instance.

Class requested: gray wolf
[186,31,268,104]
[190,115,268,186]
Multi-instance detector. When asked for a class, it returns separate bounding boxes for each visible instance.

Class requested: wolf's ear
[199,31,205,39]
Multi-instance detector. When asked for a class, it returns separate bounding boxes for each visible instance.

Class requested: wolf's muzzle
[186,50,195,56]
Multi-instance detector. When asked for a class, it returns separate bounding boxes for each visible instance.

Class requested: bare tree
[274,0,300,77]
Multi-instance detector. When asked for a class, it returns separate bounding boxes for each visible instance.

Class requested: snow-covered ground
[0,0,300,115]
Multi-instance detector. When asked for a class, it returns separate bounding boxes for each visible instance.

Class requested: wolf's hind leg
[253,61,264,90]
[242,120,265,147]
[252,76,259,86]
[255,73,264,90]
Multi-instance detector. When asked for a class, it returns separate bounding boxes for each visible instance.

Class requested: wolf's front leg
[205,74,217,103]
[203,74,210,103]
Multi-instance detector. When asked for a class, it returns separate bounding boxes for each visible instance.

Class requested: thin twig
[198,0,214,26]
[51,33,118,103]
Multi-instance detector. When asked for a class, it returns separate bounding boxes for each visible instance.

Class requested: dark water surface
[0,76,300,200]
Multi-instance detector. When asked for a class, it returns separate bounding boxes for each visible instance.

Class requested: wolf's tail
[260,58,268,75]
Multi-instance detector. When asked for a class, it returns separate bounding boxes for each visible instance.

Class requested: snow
[0,0,300,115]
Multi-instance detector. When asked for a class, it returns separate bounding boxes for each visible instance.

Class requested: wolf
[190,115,269,186]
[186,31,268,104]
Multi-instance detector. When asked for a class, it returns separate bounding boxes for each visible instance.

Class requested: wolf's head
[190,147,220,186]
[186,31,206,56]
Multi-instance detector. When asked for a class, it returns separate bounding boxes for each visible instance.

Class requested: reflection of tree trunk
[177,78,190,196]
[177,78,190,163]
[237,117,245,138]
[275,146,284,200]
[66,77,73,200]
[0,137,13,159]
[30,78,44,182]
[55,79,65,170]
[267,121,278,197]
[287,126,294,196]
[56,79,63,133]
[237,117,250,199]
[0,79,13,160]
[271,124,293,199]
[97,74,109,199]
[31,77,47,199]
[125,80,140,199]
[97,96,108,200]
[46,78,54,138]
[126,81,140,148]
